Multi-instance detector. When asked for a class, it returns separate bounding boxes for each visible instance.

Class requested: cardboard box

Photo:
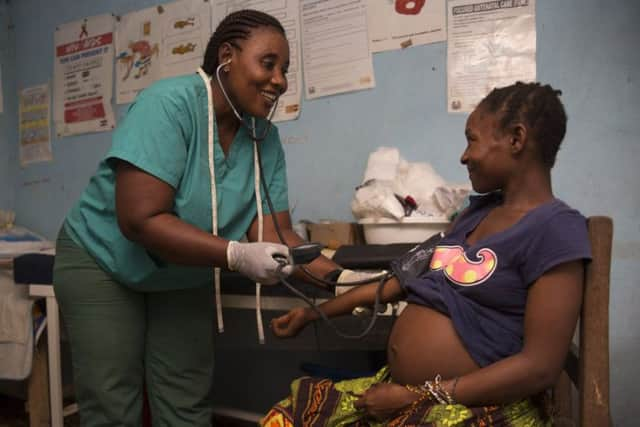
[307,222,363,249]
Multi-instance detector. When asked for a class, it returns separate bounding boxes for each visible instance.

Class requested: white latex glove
[226,241,293,285]
[335,269,387,296]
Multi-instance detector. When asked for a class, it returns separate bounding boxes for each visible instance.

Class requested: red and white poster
[53,14,116,137]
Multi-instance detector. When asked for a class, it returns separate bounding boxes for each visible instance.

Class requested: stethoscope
[197,63,392,342]
[213,59,277,143]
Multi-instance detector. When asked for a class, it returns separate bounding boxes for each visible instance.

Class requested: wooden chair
[552,216,613,427]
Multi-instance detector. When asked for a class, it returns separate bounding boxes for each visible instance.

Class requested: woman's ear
[510,123,528,154]
[217,42,234,68]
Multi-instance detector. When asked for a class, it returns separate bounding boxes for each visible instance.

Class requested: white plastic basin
[358,217,449,244]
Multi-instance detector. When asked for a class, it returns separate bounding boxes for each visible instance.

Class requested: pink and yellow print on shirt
[429,245,497,286]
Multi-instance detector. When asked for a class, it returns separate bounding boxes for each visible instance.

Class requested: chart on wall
[116,0,211,104]
[447,0,536,113]
[301,0,375,100]
[115,7,161,104]
[367,0,446,52]
[53,14,116,136]
[211,0,303,122]
[160,0,212,78]
[19,84,53,166]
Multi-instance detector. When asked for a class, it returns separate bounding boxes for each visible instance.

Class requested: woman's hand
[270,307,314,338]
[353,383,419,420]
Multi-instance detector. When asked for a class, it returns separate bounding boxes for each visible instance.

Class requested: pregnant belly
[387,303,480,385]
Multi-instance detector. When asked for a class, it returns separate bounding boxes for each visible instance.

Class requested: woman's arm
[253,210,407,336]
[115,161,230,267]
[440,260,584,405]
[270,275,404,337]
[314,275,405,317]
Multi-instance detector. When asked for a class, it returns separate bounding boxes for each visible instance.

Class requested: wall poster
[53,14,116,136]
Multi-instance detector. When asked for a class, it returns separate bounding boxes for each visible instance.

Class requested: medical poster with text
[19,84,53,166]
[301,0,375,100]
[53,14,116,136]
[212,0,303,122]
[447,0,536,113]
[367,0,446,52]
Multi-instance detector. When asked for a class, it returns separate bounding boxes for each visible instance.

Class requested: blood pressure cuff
[332,243,418,270]
[389,232,444,288]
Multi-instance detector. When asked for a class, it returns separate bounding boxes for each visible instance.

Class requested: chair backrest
[552,216,613,427]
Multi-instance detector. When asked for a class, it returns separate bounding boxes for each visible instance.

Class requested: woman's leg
[145,284,215,426]
[54,229,146,427]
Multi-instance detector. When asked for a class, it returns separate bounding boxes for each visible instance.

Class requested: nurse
[53,9,341,426]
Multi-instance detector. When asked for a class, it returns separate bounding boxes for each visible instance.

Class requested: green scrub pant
[53,229,215,426]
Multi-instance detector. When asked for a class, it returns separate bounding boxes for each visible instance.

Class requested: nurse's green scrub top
[64,74,289,290]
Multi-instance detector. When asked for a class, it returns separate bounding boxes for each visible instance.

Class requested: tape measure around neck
[197,68,264,339]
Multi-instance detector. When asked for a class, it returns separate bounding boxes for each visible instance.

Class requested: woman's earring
[224,65,230,73]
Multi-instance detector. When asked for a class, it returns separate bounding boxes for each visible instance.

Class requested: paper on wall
[367,0,446,52]
[19,84,53,166]
[116,0,211,104]
[159,0,212,78]
[53,14,116,136]
[301,0,375,100]
[211,0,303,122]
[447,0,536,113]
[115,7,161,104]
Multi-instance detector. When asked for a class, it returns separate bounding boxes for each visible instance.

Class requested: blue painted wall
[2,0,639,423]
[0,0,15,209]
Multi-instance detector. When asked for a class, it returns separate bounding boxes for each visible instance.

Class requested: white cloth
[351,180,405,220]
[352,147,471,220]
[0,269,34,380]
[0,225,54,260]
[362,147,400,183]
[432,185,472,218]
[0,226,53,380]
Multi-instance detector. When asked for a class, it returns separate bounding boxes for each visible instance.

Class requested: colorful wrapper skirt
[261,367,550,427]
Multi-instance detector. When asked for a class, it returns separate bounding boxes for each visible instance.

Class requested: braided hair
[479,82,567,168]
[202,9,286,75]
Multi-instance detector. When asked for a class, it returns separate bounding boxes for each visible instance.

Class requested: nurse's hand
[270,307,314,338]
[226,241,293,285]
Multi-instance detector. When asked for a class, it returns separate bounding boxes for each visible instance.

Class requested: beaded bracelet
[434,375,455,404]
[405,374,457,405]
[405,384,428,400]
[450,376,460,402]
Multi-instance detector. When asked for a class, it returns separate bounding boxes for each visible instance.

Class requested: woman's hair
[202,9,286,74]
[479,82,567,168]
